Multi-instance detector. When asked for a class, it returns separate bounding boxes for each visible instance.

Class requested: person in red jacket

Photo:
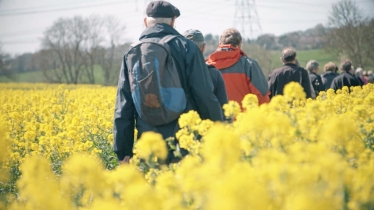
[206,28,270,106]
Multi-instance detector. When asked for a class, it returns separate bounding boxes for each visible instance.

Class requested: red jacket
[206,45,270,105]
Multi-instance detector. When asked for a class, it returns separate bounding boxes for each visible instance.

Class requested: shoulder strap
[160,35,179,44]
[130,41,142,48]
[131,35,179,47]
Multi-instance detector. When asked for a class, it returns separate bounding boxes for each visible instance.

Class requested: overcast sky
[0,0,373,55]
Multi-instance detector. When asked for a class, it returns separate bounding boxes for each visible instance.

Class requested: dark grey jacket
[268,63,313,99]
[330,71,362,92]
[309,72,324,96]
[207,65,228,108]
[113,24,223,160]
[321,71,339,91]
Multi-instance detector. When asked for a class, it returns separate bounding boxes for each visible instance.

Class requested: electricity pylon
[234,0,262,41]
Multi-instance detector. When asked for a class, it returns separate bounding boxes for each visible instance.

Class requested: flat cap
[146,1,180,18]
[183,29,205,42]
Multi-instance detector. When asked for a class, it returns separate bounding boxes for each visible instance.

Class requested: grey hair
[355,67,363,77]
[306,60,319,72]
[146,17,173,27]
[219,28,242,47]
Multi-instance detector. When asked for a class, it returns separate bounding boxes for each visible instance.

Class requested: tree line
[1,15,127,85]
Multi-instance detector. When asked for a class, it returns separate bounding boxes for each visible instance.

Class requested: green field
[270,49,341,72]
[0,70,46,83]
[0,65,114,85]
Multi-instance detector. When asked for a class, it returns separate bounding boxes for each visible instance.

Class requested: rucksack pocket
[160,81,186,113]
[132,66,184,126]
[137,70,163,114]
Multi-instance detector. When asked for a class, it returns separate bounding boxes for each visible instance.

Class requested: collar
[139,23,180,40]
[309,71,318,75]
[206,45,247,69]
[324,71,337,74]
[342,71,353,75]
[283,63,297,67]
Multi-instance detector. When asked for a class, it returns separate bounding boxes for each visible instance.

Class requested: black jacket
[330,71,362,91]
[355,76,364,86]
[309,72,324,96]
[268,63,313,99]
[321,71,339,91]
[207,65,228,108]
[113,24,223,160]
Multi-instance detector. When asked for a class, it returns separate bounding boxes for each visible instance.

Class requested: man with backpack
[113,1,223,164]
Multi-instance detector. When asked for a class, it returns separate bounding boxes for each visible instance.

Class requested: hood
[206,44,247,70]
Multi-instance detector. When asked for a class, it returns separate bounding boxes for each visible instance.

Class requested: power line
[234,0,262,40]
[0,0,332,17]
[0,0,332,43]
[0,0,130,17]
[255,3,327,14]
[0,28,45,37]
[0,0,105,12]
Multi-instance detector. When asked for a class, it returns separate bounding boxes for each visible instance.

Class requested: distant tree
[0,43,14,79]
[35,49,64,83]
[313,24,327,37]
[360,19,374,68]
[325,0,374,68]
[205,34,213,42]
[94,16,126,86]
[278,32,301,49]
[41,15,125,85]
[203,33,219,58]
[42,16,87,84]
[241,43,273,76]
[256,34,278,50]
[10,53,36,73]
[312,24,326,49]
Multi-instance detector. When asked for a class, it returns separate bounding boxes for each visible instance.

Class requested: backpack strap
[160,35,179,44]
[130,41,142,48]
[160,34,194,112]
[124,41,142,55]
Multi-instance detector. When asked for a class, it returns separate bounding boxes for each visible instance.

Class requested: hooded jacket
[206,45,270,105]
[113,23,223,161]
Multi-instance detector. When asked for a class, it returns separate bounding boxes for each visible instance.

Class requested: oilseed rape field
[0,82,374,210]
